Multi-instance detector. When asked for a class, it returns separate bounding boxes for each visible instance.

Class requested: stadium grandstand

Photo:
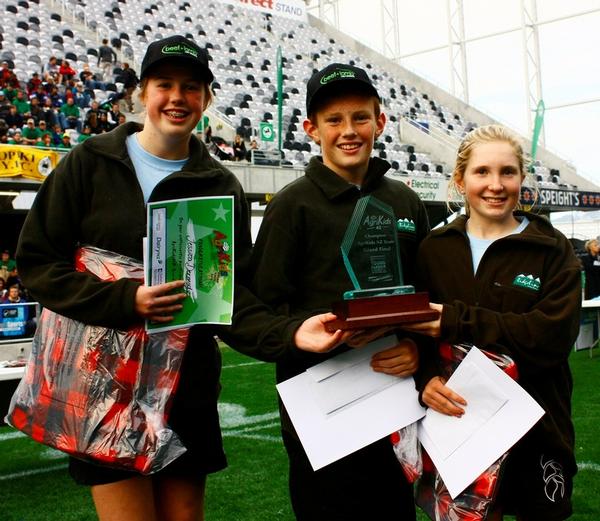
[1,0,599,217]
[0,0,599,255]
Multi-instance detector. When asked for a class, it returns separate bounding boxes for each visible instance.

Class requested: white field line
[0,431,25,442]
[223,421,280,436]
[578,461,600,472]
[220,411,279,428]
[1,458,597,483]
[222,361,266,369]
[0,463,68,481]
[225,433,280,442]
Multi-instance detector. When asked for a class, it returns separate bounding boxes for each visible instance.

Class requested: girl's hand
[135,280,186,323]
[370,337,419,377]
[422,375,467,417]
[401,303,443,337]
[294,313,352,353]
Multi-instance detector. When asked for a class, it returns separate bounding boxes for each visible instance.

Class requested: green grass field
[0,347,598,520]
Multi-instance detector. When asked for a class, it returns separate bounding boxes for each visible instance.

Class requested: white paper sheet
[306,341,400,415]
[421,360,508,459]
[277,335,426,470]
[418,346,545,499]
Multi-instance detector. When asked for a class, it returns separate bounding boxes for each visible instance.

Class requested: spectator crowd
[0,52,138,149]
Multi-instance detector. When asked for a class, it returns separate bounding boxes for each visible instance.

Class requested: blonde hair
[449,124,534,212]
[585,239,599,254]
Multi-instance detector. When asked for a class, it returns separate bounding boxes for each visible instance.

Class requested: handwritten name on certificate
[146,196,235,333]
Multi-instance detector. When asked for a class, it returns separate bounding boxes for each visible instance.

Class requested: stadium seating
[0,0,570,185]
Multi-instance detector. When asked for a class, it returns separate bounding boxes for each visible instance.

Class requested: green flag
[277,45,283,153]
[531,99,545,165]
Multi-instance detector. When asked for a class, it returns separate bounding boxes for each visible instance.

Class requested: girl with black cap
[16,36,345,521]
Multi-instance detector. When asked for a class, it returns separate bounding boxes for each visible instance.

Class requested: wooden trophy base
[325,291,439,332]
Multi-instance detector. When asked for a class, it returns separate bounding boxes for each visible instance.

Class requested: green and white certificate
[146,195,234,333]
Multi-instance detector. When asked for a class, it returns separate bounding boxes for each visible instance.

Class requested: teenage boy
[249,63,430,520]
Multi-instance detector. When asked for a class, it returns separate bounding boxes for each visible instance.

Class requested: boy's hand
[370,337,418,377]
[294,313,351,353]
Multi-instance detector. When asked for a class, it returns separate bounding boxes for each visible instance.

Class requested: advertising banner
[216,0,308,22]
[0,145,57,181]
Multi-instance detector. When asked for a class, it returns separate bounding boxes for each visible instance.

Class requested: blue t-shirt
[468,217,529,273]
[126,133,188,203]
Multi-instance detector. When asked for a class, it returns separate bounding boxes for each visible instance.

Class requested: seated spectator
[0,250,16,277]
[0,62,19,90]
[77,125,92,143]
[117,113,127,126]
[28,95,43,123]
[97,111,111,133]
[59,98,82,132]
[232,134,247,161]
[59,132,73,149]
[246,138,259,161]
[0,91,11,119]
[37,119,51,138]
[210,136,234,161]
[22,118,42,145]
[43,56,60,83]
[59,60,77,85]
[51,123,63,145]
[36,132,55,148]
[7,129,24,145]
[0,277,6,299]
[13,90,30,115]
[3,84,16,102]
[0,61,13,88]
[79,64,105,90]
[47,84,64,109]
[5,106,24,130]
[107,101,123,130]
[72,82,92,109]
[40,97,58,127]
[26,72,42,96]
[2,284,26,304]
[0,118,8,143]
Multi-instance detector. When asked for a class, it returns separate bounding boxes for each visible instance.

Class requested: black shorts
[497,442,573,521]
[283,430,416,521]
[69,333,227,486]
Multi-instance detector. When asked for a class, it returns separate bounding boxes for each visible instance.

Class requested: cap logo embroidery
[512,274,541,291]
[161,44,199,58]
[320,69,356,85]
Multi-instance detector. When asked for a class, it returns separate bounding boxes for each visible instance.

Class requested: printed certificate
[146,196,234,333]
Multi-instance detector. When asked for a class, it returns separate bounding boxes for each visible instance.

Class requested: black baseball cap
[305,63,379,115]
[140,35,214,83]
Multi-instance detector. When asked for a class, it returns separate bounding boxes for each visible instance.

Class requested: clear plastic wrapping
[5,246,189,474]
[415,342,518,520]
[391,421,422,483]
[417,449,509,521]
[391,343,518,521]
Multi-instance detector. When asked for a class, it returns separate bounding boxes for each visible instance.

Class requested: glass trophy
[326,195,439,331]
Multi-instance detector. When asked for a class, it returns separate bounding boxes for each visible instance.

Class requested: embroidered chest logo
[396,218,416,234]
[512,273,541,291]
